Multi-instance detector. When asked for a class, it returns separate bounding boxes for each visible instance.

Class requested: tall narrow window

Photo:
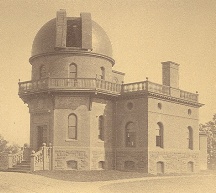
[156,122,164,148]
[98,115,104,141]
[37,125,48,150]
[125,122,136,147]
[188,126,193,150]
[40,65,46,79]
[69,63,77,78]
[100,67,105,80]
[68,114,77,139]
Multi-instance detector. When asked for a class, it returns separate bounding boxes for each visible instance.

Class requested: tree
[0,134,20,154]
[199,114,216,169]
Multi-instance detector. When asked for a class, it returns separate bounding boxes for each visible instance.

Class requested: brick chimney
[161,61,180,89]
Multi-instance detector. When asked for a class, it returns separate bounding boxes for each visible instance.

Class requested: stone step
[6,160,31,173]
[17,160,30,165]
[6,168,30,173]
[13,165,30,169]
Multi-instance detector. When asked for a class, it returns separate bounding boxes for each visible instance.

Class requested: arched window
[100,67,105,80]
[113,77,118,84]
[187,161,194,172]
[98,161,105,169]
[188,126,193,150]
[125,122,136,147]
[40,65,46,79]
[156,122,164,148]
[69,63,77,78]
[98,115,104,141]
[68,114,77,139]
[157,161,164,174]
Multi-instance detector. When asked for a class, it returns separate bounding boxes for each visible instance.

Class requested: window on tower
[68,114,77,140]
[125,122,136,147]
[66,19,82,48]
[69,63,77,78]
[98,115,104,141]
[187,126,193,150]
[40,65,46,79]
[156,122,164,148]
[100,67,105,80]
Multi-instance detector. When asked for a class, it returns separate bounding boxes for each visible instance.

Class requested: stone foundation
[53,147,90,170]
[53,147,114,170]
[148,150,200,174]
[115,150,148,172]
[91,150,114,170]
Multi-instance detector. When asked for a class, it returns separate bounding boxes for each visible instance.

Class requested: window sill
[98,140,105,143]
[65,139,78,142]
[125,146,136,148]
[156,146,164,149]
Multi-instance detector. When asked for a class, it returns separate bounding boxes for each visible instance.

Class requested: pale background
[0,0,215,145]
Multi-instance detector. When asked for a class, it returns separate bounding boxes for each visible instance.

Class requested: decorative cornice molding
[29,51,115,65]
[147,92,204,107]
[19,86,203,108]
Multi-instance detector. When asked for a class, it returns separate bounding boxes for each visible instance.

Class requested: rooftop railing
[19,78,122,95]
[18,78,198,102]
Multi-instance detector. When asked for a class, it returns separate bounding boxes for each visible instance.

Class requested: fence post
[42,143,47,170]
[30,151,36,172]
[49,143,52,170]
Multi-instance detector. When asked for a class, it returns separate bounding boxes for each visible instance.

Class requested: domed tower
[19,10,124,170]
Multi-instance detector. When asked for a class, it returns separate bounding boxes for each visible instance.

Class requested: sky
[0,0,216,145]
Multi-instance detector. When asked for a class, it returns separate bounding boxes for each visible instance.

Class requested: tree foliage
[199,114,216,168]
[0,134,20,154]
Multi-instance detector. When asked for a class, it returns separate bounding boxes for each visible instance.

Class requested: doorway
[37,125,48,150]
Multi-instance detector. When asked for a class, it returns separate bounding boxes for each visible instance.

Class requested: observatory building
[18,10,206,174]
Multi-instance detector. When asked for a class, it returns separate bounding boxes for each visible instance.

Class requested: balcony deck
[18,78,198,102]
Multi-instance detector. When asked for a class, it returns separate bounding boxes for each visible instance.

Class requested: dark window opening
[69,63,77,78]
[40,65,46,79]
[68,114,77,139]
[66,19,82,47]
[125,122,136,147]
[156,122,164,148]
[100,67,105,80]
[98,116,104,141]
[98,161,105,169]
[188,126,193,150]
[67,160,78,169]
[37,125,48,150]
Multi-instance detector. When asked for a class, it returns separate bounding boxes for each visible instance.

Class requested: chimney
[162,61,180,88]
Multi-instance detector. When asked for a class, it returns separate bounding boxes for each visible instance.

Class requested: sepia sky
[0,0,216,145]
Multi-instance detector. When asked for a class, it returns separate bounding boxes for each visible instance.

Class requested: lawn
[32,169,215,182]
[100,175,216,193]
[32,170,154,182]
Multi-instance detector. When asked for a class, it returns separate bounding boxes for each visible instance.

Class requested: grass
[32,170,154,182]
[31,169,216,182]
